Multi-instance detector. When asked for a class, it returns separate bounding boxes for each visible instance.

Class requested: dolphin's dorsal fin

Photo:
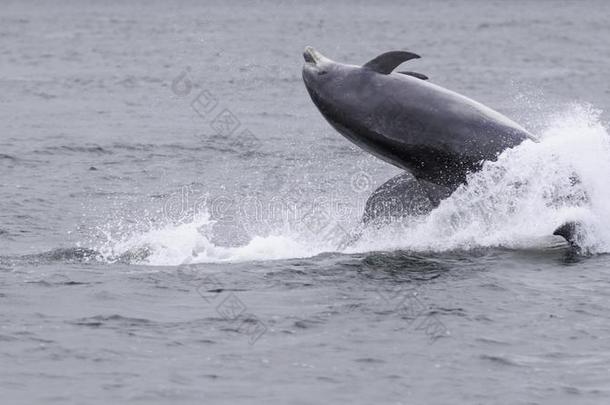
[397,71,429,80]
[363,51,420,74]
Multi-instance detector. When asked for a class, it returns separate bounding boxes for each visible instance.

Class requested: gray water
[2,0,610,404]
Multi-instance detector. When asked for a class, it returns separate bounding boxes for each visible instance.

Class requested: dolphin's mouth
[302,46,330,86]
[303,46,319,65]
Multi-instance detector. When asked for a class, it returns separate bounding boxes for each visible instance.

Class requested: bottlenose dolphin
[302,47,581,247]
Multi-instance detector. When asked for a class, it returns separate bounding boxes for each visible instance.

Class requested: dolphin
[302,47,534,215]
[302,46,582,248]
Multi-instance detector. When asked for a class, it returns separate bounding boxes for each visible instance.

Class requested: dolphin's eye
[318,70,328,76]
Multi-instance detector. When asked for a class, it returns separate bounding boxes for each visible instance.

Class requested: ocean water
[2,0,610,403]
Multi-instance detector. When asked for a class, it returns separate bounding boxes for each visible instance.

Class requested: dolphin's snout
[303,46,318,64]
[302,46,332,87]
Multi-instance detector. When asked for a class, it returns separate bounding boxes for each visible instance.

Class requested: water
[2,0,610,403]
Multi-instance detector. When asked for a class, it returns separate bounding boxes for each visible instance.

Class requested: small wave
[20,247,102,264]
[34,145,112,156]
[70,315,153,329]
[0,153,25,168]
[480,354,523,367]
[0,153,18,161]
[197,133,267,158]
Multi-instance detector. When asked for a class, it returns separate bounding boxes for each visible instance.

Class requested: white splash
[97,211,320,265]
[351,104,610,254]
[98,104,610,265]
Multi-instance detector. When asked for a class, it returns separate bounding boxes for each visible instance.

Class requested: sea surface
[2,0,610,404]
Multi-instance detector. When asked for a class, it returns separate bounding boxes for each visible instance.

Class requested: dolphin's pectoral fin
[363,51,420,74]
[397,71,429,80]
[362,172,450,225]
[553,221,585,253]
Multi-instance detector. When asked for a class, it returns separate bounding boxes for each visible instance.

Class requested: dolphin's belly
[359,76,533,185]
[328,111,480,186]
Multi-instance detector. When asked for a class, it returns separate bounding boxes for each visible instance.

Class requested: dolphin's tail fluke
[553,221,586,254]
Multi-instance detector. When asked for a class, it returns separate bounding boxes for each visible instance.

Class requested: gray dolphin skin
[302,46,536,224]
